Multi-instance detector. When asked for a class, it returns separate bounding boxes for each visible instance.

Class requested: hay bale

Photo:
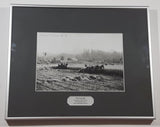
[89,75,96,80]
[74,76,81,81]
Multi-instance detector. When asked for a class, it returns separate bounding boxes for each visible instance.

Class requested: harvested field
[36,64,124,92]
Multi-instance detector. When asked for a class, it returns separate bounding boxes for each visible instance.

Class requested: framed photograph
[6,5,155,120]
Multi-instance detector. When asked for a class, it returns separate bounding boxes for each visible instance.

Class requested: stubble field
[36,63,124,92]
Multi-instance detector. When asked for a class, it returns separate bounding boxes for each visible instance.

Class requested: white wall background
[0,0,160,126]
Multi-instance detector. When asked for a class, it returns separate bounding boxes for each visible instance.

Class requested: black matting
[7,6,153,118]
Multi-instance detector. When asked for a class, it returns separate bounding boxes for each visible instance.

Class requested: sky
[37,32,123,56]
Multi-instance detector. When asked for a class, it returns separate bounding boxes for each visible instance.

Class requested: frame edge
[5,4,155,120]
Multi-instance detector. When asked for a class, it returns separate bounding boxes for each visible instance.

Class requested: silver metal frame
[5,4,155,120]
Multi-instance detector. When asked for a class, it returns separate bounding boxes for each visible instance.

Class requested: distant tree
[51,57,56,63]
[53,57,56,61]
[67,57,72,61]
[60,56,64,60]
[44,52,47,56]
[76,49,123,63]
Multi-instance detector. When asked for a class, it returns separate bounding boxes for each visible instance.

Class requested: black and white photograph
[7,6,154,119]
[35,32,124,92]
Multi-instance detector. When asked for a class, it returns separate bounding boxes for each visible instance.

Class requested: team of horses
[79,64,104,73]
[56,63,68,69]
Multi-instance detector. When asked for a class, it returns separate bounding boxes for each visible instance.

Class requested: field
[35,62,124,92]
